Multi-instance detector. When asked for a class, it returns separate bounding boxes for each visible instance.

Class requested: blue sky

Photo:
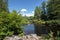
[8,0,46,16]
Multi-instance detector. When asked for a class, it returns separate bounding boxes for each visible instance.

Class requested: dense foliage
[34,6,41,20]
[34,0,60,38]
[0,11,27,40]
[0,0,60,40]
[0,0,28,40]
[41,1,47,21]
[47,0,60,20]
[0,0,9,12]
[47,0,60,37]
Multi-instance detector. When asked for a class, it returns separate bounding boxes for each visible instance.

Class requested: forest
[33,0,60,40]
[0,0,60,40]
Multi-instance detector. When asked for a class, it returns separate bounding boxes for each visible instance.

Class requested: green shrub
[0,11,27,40]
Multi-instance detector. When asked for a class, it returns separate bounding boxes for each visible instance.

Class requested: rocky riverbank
[4,34,52,40]
[4,34,40,40]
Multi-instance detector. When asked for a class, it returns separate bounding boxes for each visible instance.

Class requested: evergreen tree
[34,6,41,20]
[47,0,60,37]
[41,1,47,20]
[47,0,60,20]
[0,0,8,13]
[0,0,3,12]
[42,1,46,14]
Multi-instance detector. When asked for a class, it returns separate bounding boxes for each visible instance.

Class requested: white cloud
[21,9,27,12]
[22,11,34,17]
[23,13,34,17]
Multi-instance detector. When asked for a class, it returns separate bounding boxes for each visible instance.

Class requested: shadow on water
[23,24,35,35]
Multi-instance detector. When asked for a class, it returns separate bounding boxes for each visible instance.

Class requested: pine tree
[0,0,8,13]
[0,0,3,12]
[47,0,60,37]
[41,1,47,20]
[47,0,60,20]
[42,1,46,14]
[34,6,41,20]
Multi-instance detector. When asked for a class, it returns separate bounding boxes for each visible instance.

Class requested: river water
[23,24,35,35]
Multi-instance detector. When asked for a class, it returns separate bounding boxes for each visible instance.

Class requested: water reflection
[23,24,35,35]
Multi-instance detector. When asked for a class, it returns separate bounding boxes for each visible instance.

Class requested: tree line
[34,0,60,38]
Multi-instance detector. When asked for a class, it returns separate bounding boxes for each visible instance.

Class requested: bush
[46,20,60,37]
[0,11,27,40]
[34,20,60,37]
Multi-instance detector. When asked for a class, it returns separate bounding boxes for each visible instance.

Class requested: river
[23,24,35,35]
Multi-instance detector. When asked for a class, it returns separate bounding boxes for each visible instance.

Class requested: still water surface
[23,24,35,35]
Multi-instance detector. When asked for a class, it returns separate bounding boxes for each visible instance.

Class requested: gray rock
[4,34,49,40]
